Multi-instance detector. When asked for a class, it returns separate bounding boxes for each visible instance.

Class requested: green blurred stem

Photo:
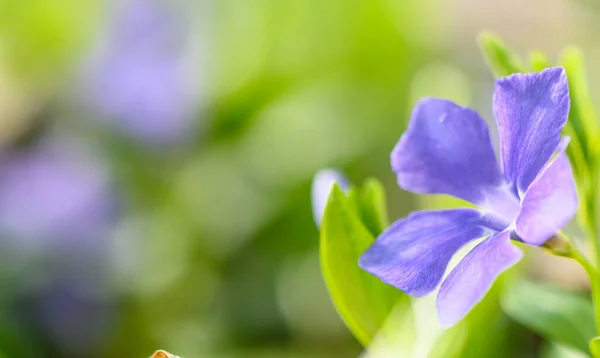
[585,185,600,339]
[589,229,600,339]
[584,194,600,272]
[557,231,600,337]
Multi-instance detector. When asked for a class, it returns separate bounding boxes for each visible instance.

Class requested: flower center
[481,186,521,230]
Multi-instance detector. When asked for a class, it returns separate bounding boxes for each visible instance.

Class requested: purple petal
[359,209,491,297]
[493,67,570,196]
[392,98,503,204]
[515,139,577,246]
[437,230,522,327]
[311,168,350,228]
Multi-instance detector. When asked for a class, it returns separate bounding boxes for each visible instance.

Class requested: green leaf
[541,342,589,358]
[478,32,523,78]
[364,303,416,357]
[590,337,600,358]
[356,178,389,237]
[560,47,600,162]
[320,184,404,346]
[501,281,595,354]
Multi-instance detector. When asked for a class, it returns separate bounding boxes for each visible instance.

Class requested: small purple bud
[311,168,350,228]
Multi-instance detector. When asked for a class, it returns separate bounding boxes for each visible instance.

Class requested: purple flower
[84,0,196,145]
[22,280,114,355]
[0,142,113,248]
[311,169,350,228]
[0,142,115,355]
[359,67,578,327]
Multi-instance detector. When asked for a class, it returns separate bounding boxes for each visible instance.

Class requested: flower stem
[588,229,600,338]
[559,231,600,338]
[583,189,600,339]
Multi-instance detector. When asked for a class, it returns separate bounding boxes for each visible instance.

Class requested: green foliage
[502,281,595,354]
[560,47,600,164]
[477,33,524,77]
[0,0,101,85]
[542,343,590,358]
[353,178,389,237]
[529,50,551,72]
[320,181,405,346]
[589,337,600,358]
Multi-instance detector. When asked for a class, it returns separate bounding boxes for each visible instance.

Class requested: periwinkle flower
[311,169,350,228]
[20,280,113,355]
[0,142,115,355]
[0,142,112,248]
[85,0,196,145]
[360,67,577,327]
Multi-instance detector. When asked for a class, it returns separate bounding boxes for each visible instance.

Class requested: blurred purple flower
[0,142,112,248]
[84,0,196,145]
[0,141,115,355]
[311,168,350,228]
[360,67,577,327]
[21,279,113,356]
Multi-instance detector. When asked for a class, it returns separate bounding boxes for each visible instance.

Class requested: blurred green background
[0,0,598,357]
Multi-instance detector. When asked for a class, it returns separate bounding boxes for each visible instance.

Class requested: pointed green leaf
[501,281,595,354]
[356,178,389,237]
[320,184,404,346]
[478,32,523,77]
